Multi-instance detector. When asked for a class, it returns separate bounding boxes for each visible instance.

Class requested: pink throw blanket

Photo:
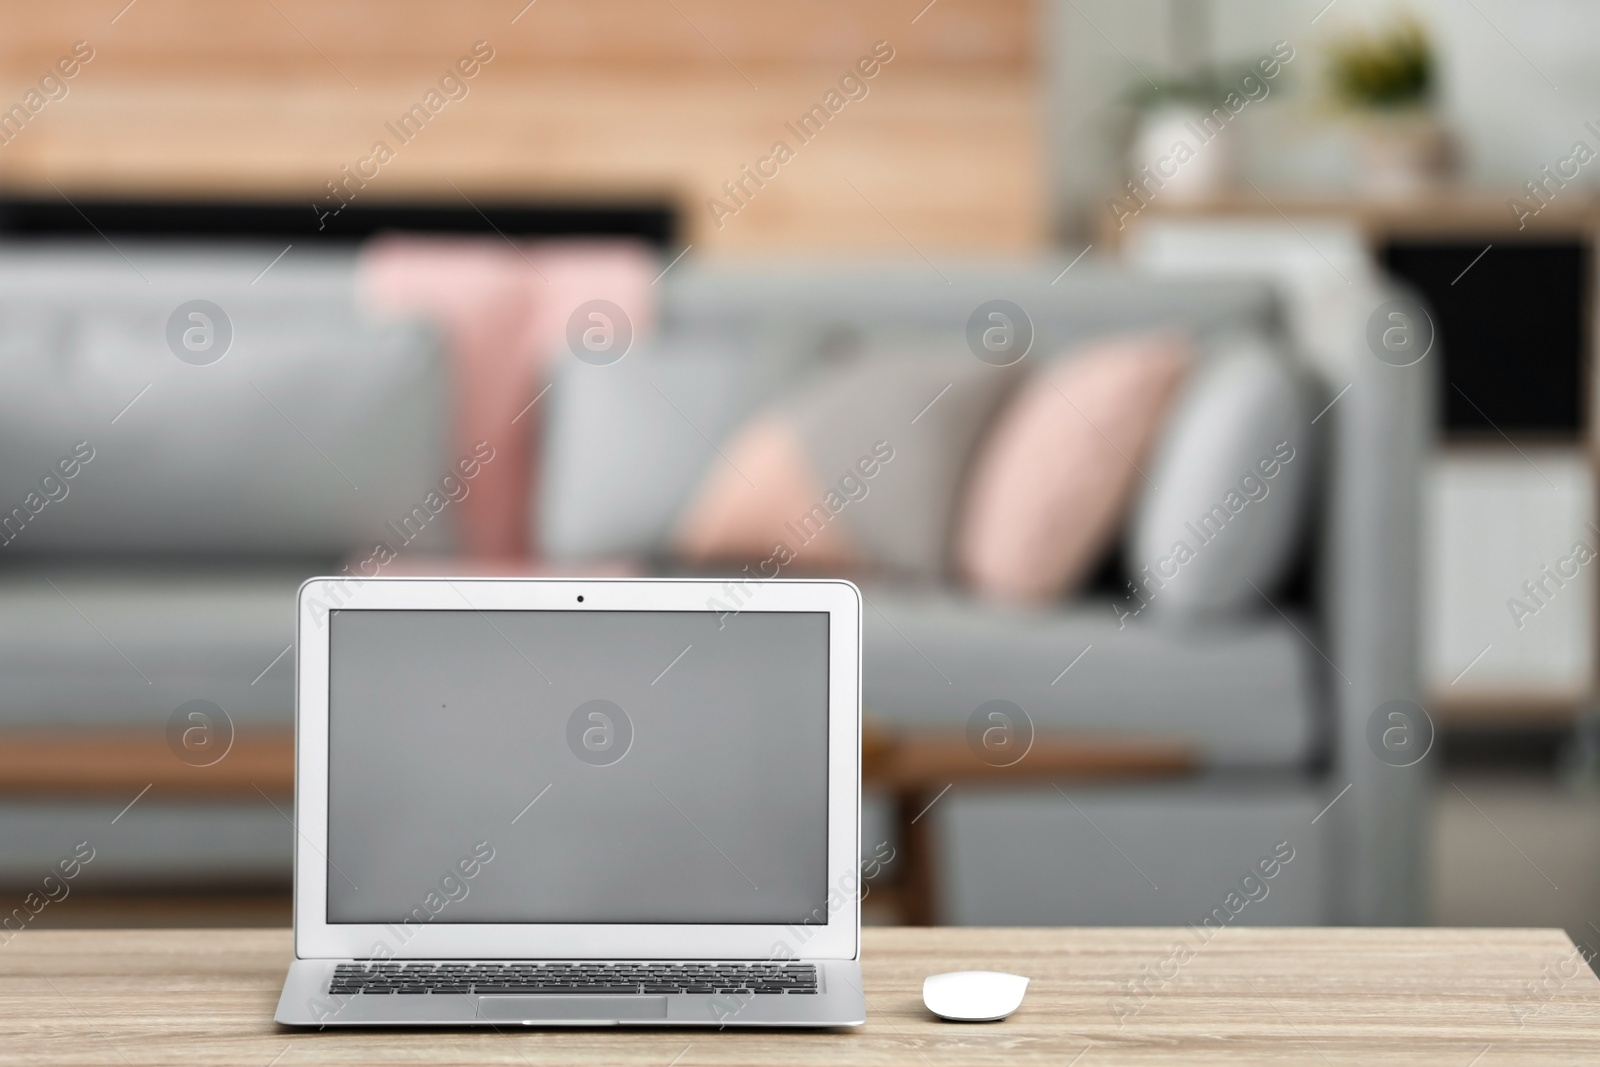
[359,237,657,558]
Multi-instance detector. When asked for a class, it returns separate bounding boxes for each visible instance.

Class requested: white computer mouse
[922,970,1030,1022]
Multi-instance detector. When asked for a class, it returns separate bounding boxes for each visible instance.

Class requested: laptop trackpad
[477,996,668,1022]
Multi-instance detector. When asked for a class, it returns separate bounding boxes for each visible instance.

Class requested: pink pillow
[956,333,1193,604]
[672,415,865,574]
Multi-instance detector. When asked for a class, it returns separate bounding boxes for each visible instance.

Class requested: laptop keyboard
[329,961,820,996]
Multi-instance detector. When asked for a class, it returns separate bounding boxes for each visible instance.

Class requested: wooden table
[2,927,1597,1065]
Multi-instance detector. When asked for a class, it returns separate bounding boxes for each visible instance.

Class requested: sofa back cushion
[0,246,451,555]
[654,262,1278,369]
[537,333,780,561]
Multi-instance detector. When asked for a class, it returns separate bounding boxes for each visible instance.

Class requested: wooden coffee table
[862,722,1196,924]
[0,723,1199,928]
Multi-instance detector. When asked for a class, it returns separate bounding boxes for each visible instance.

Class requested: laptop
[274,576,866,1027]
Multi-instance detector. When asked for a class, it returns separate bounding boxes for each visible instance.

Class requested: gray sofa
[0,244,1430,926]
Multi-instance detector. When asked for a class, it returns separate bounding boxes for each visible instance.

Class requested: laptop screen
[324,608,831,926]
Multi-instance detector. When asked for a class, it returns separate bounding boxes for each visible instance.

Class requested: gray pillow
[1126,333,1315,618]
[786,347,1021,578]
[537,338,778,560]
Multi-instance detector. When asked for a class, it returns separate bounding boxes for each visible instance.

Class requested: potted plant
[1325,18,1453,198]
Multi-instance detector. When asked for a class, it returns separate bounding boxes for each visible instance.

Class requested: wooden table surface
[2,927,1598,1065]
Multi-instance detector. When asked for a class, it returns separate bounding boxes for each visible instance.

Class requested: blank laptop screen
[324,608,830,925]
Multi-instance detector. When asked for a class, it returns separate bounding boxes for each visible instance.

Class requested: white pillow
[538,338,778,560]
[1126,334,1315,619]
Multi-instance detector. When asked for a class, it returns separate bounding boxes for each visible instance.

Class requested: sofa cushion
[0,800,291,886]
[0,246,451,556]
[1127,332,1316,618]
[861,587,1317,767]
[0,560,314,729]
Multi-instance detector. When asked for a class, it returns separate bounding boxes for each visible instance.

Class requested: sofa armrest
[1319,280,1436,924]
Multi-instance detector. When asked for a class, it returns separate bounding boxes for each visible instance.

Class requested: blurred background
[0,0,1595,961]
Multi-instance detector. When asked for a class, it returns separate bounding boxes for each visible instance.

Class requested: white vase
[1129,103,1235,204]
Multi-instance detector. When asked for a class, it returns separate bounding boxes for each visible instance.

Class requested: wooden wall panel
[0,1,1045,254]
[0,1,1032,75]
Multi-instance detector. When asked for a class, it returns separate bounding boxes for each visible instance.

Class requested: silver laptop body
[275,577,866,1027]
